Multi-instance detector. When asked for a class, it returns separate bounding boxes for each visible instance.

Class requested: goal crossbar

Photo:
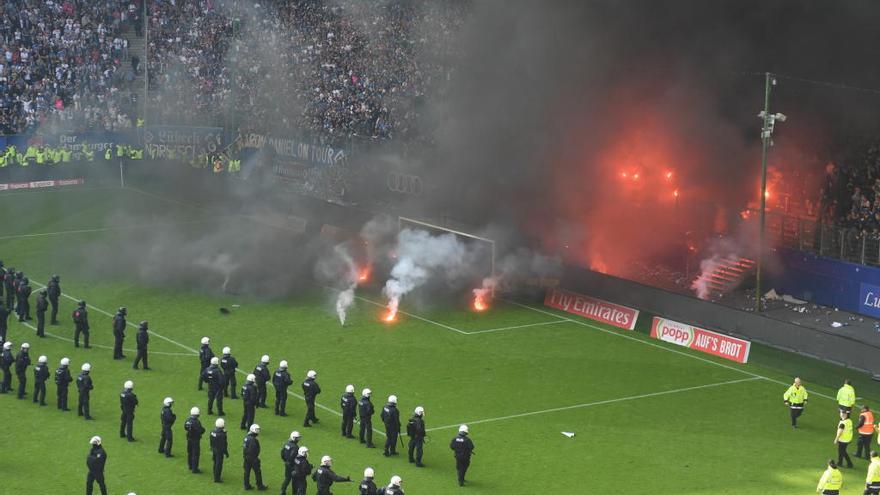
[398,216,496,283]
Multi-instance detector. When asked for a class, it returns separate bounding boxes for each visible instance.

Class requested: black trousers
[857,433,874,458]
[133,349,148,369]
[224,372,237,399]
[113,336,124,359]
[35,310,45,336]
[303,398,317,425]
[789,406,803,426]
[49,297,58,323]
[198,365,206,390]
[159,426,173,455]
[5,291,13,311]
[293,478,307,495]
[280,465,294,494]
[78,393,90,418]
[213,452,224,481]
[456,456,471,485]
[257,382,267,407]
[0,367,10,392]
[864,482,880,494]
[241,404,255,429]
[17,299,29,320]
[244,458,263,488]
[385,430,399,454]
[838,441,853,467]
[32,380,46,404]
[120,412,135,440]
[275,388,287,415]
[187,439,201,471]
[408,438,424,464]
[57,386,68,409]
[359,419,373,446]
[16,372,26,398]
[342,411,354,436]
[208,388,224,414]
[74,327,89,347]
[86,471,107,495]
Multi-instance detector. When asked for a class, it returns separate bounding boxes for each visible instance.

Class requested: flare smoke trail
[334,245,359,326]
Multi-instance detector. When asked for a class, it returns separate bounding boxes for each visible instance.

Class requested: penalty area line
[0,219,217,240]
[463,319,567,335]
[426,376,763,432]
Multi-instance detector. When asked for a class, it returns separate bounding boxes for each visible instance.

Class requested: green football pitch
[3,186,880,494]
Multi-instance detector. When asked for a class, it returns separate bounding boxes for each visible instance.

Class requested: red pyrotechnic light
[665,171,673,180]
[620,172,628,178]
[632,173,640,180]
[673,189,679,198]
[357,267,370,283]
[383,310,397,323]
[764,190,770,199]
[473,294,489,312]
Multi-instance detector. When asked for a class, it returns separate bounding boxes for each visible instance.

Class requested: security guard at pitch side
[198,337,214,391]
[0,302,9,344]
[55,357,72,410]
[210,417,229,482]
[837,380,856,414]
[866,451,880,494]
[73,300,91,348]
[185,406,207,473]
[783,377,809,428]
[816,459,843,495]
[159,397,177,457]
[112,307,127,359]
[14,342,31,399]
[835,410,855,469]
[359,388,376,448]
[46,274,60,325]
[133,321,150,370]
[34,289,47,337]
[0,341,13,393]
[273,360,293,416]
[292,446,313,495]
[857,405,876,459]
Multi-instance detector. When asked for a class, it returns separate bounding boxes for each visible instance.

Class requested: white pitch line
[352,294,468,335]
[15,319,192,356]
[464,319,567,335]
[0,219,216,240]
[426,376,763,432]
[503,299,837,402]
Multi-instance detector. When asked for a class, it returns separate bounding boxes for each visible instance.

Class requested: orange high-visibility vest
[860,411,875,435]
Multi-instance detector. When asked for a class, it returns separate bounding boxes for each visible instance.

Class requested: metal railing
[764,211,880,266]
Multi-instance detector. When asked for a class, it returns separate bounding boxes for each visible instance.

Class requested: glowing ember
[384,310,397,322]
[357,268,370,282]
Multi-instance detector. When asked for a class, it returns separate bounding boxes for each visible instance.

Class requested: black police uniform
[185,414,206,472]
[32,360,49,404]
[77,370,94,419]
[381,403,401,456]
[0,267,5,300]
[407,414,426,466]
[312,464,350,495]
[86,443,108,495]
[14,348,30,399]
[119,387,139,441]
[254,361,270,408]
[302,377,321,427]
[280,438,299,495]
[133,323,149,369]
[359,394,375,447]
[73,304,90,348]
[359,477,378,495]
[341,392,357,438]
[220,352,238,399]
[3,270,14,311]
[35,291,47,337]
[292,454,313,495]
[16,279,31,321]
[383,485,404,495]
[46,275,60,324]
[159,404,177,457]
[55,363,71,410]
[202,364,225,415]
[0,303,8,344]
[0,346,13,392]
[112,310,126,359]
[241,380,257,430]
[10,272,21,313]
[450,432,475,486]
[272,367,292,416]
[198,343,214,390]
[243,431,267,490]
[210,425,229,482]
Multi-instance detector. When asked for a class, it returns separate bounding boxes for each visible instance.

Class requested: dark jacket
[0,349,14,369]
[202,365,224,389]
[136,328,149,350]
[35,294,48,312]
[302,377,321,400]
[292,455,312,480]
[450,433,475,458]
[54,366,71,386]
[185,415,206,440]
[241,382,258,406]
[72,307,89,330]
[341,393,357,415]
[210,427,228,457]
[77,372,93,395]
[86,445,107,474]
[220,354,238,374]
[281,439,299,465]
[112,313,126,338]
[406,415,425,440]
[359,478,378,495]
[272,369,292,390]
[381,404,400,432]
[160,406,176,428]
[199,344,214,369]
[243,433,261,460]
[33,362,49,383]
[120,389,139,413]
[359,397,374,420]
[14,350,30,373]
[46,280,60,299]
[254,363,270,385]
[312,465,350,492]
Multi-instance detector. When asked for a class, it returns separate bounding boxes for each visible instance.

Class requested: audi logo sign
[386,172,424,196]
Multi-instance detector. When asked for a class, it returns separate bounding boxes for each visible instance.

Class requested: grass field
[4,186,880,494]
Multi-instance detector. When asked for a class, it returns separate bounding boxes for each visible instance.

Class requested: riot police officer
[0,302,8,344]
[34,289,48,337]
[292,446,313,495]
[73,300,91,348]
[450,424,475,486]
[16,277,31,321]
[359,388,375,448]
[220,346,238,399]
[47,274,61,325]
[241,373,258,430]
[0,264,5,301]
[77,363,94,420]
[86,436,108,495]
[341,384,357,438]
[0,341,13,393]
[14,342,30,399]
[383,476,404,495]
[302,370,321,427]
[159,397,176,457]
[10,271,22,313]
[407,406,426,467]
[55,356,72,410]
[243,423,268,491]
[198,337,213,390]
[112,307,127,359]
[202,357,225,415]
[312,455,351,495]
[210,417,229,482]
[133,321,150,370]
[273,359,292,416]
[254,354,270,408]
[3,268,14,311]
[119,380,139,441]
[280,431,301,495]
[359,467,378,495]
[381,395,401,457]
[185,406,206,473]
[32,354,49,405]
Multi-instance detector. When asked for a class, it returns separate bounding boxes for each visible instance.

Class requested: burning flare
[358,267,370,283]
[472,278,497,313]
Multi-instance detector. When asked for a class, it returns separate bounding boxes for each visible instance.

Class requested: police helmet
[38,355,47,363]
[123,380,134,390]
[249,424,260,434]
[51,274,59,282]
[39,289,47,296]
[362,388,371,397]
[201,337,210,345]
[390,475,402,487]
[21,342,29,349]
[21,277,28,285]
[290,431,301,441]
[2,342,11,349]
[279,360,288,369]
[191,406,200,416]
[459,424,469,434]
[81,363,91,372]
[261,354,270,364]
[414,406,424,416]
[163,397,173,407]
[215,418,225,429]
[387,395,397,404]
[210,357,219,365]
[60,357,70,366]
[345,384,354,394]
[307,370,317,379]
[364,467,375,478]
[246,373,256,382]
[118,307,127,315]
[78,300,86,308]
[139,321,148,329]
[321,455,332,466]
[298,446,309,457]
[222,346,231,355]
[90,436,102,445]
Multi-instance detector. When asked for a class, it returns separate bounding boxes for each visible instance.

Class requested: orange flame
[357,267,370,283]
[673,189,679,198]
[383,310,397,322]
[473,294,488,312]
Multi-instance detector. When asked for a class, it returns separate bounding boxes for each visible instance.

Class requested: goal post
[397,216,496,290]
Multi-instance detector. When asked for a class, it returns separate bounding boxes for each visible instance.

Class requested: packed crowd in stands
[0,0,142,135]
[820,143,880,236]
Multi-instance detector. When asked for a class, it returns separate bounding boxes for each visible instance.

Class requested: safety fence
[764,211,880,267]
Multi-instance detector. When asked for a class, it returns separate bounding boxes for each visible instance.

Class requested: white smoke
[194,253,239,293]
[333,244,359,326]
[691,252,739,300]
[336,287,355,326]
[472,277,497,308]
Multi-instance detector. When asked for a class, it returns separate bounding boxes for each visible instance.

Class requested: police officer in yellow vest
[80,143,93,162]
[857,405,876,459]
[838,380,856,414]
[104,147,113,161]
[228,157,241,173]
[816,459,843,494]
[866,451,880,494]
[784,377,809,428]
[836,410,855,469]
